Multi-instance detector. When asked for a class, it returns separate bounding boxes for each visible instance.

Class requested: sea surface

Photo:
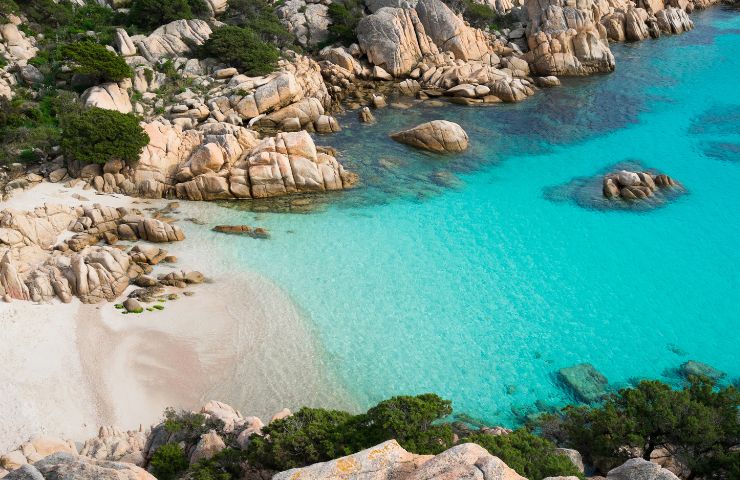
[176,7,740,425]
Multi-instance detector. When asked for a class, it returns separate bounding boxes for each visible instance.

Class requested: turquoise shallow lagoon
[178,7,740,425]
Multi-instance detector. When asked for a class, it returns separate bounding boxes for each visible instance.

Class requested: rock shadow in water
[544,161,687,211]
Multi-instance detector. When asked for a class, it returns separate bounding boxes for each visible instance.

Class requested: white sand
[0,182,354,452]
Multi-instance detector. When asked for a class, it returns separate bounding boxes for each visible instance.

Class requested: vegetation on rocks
[536,377,740,477]
[150,443,190,480]
[247,394,454,470]
[223,0,295,48]
[129,0,209,30]
[61,41,133,84]
[199,26,280,76]
[60,107,149,165]
[0,90,79,164]
[466,429,585,480]
[327,0,364,46]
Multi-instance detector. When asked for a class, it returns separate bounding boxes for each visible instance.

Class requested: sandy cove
[0,182,354,453]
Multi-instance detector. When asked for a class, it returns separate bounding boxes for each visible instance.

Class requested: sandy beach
[0,182,354,453]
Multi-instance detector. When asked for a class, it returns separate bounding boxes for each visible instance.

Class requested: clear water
[178,8,740,425]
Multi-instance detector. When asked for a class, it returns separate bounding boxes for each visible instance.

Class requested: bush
[129,0,209,30]
[61,41,133,83]
[0,89,80,165]
[537,378,740,477]
[60,107,149,165]
[149,443,189,480]
[199,26,280,76]
[467,429,584,480]
[326,0,364,46]
[19,0,73,30]
[247,408,357,470]
[246,393,454,471]
[360,393,454,454]
[190,448,250,480]
[223,0,294,47]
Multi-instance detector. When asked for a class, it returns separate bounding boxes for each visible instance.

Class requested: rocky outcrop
[607,458,680,480]
[277,0,331,47]
[135,19,212,62]
[74,120,357,201]
[678,360,725,381]
[524,0,615,76]
[391,120,469,153]
[274,441,528,480]
[0,203,187,304]
[0,21,39,99]
[602,169,680,201]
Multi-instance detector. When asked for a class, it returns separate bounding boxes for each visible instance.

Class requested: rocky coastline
[0,0,735,479]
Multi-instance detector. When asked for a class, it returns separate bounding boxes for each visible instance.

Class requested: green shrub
[537,378,740,477]
[247,408,357,470]
[129,0,209,30]
[61,41,133,83]
[199,26,279,76]
[60,108,149,165]
[326,0,364,46]
[360,393,454,454]
[246,393,454,471]
[19,0,73,30]
[149,443,189,480]
[223,0,294,47]
[190,448,249,480]
[467,429,584,480]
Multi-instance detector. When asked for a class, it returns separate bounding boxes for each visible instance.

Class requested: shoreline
[0,182,356,453]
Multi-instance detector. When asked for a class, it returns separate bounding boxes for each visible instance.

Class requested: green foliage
[190,448,250,480]
[247,408,357,470]
[361,393,454,454]
[19,0,73,30]
[0,89,79,164]
[129,0,209,30]
[164,407,209,436]
[467,429,584,480]
[223,0,294,47]
[0,0,18,22]
[61,41,133,83]
[149,443,189,480]
[60,107,149,165]
[199,26,280,76]
[537,378,740,476]
[246,393,454,471]
[326,0,364,47]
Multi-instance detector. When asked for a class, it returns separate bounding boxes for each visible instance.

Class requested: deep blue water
[178,8,740,425]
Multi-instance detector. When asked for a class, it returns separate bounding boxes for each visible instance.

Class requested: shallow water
[178,8,740,425]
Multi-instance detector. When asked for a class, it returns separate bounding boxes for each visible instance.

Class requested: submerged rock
[391,120,469,153]
[678,360,725,381]
[557,363,609,404]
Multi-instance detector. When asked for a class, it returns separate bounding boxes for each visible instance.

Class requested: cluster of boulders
[55,121,358,202]
[0,16,38,99]
[0,202,202,304]
[603,169,680,200]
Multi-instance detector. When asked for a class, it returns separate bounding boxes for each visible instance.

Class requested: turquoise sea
[179,7,740,425]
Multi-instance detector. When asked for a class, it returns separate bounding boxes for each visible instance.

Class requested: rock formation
[65,121,357,202]
[602,169,680,201]
[557,363,610,403]
[0,203,190,304]
[391,120,469,153]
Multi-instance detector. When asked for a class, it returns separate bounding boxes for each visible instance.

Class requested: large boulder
[391,120,469,153]
[20,452,155,480]
[81,83,132,113]
[357,7,439,77]
[135,19,212,61]
[607,458,680,480]
[274,441,528,480]
[415,0,491,61]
